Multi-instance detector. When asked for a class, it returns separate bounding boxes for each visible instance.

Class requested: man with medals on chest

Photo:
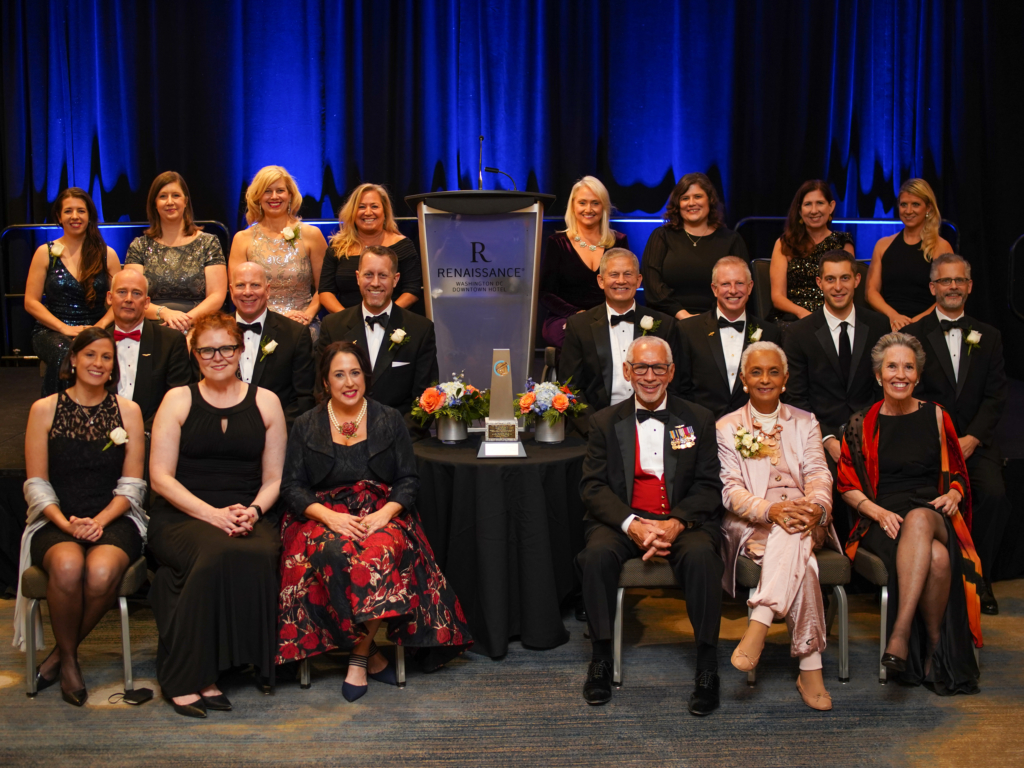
[576,335,725,715]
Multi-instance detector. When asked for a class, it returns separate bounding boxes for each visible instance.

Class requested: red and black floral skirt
[276,480,472,664]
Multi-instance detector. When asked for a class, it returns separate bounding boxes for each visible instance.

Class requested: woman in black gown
[277,341,471,702]
[148,313,287,718]
[15,328,147,706]
[839,333,982,695]
[24,188,121,395]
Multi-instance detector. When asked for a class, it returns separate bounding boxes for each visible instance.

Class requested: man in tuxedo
[317,245,438,430]
[576,335,724,715]
[231,261,315,425]
[559,248,680,436]
[783,249,889,542]
[904,253,1008,614]
[676,256,781,419]
[106,269,192,428]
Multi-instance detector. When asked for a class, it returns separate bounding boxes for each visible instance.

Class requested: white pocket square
[392,361,410,367]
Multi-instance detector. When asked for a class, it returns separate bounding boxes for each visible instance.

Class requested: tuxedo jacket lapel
[703,313,730,391]
[251,312,277,388]
[590,311,613,400]
[343,310,370,346]
[614,408,637,506]
[848,315,870,391]
[927,322,958,391]
[372,307,401,379]
[662,409,681,503]
[956,332,971,399]
[814,319,844,386]
[134,321,156,404]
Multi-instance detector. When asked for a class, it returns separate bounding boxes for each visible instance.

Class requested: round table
[414,434,587,658]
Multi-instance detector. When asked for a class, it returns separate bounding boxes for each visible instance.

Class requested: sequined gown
[125,232,225,312]
[247,223,319,341]
[31,243,110,396]
[784,231,854,313]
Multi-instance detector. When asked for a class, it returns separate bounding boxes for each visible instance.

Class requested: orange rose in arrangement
[552,393,570,413]
[561,385,572,394]
[419,388,446,414]
[519,392,536,414]
[465,385,478,394]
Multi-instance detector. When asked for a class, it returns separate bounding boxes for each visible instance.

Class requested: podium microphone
[478,136,484,190]
[485,167,517,191]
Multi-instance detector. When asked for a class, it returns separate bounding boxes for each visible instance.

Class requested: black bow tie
[717,317,744,332]
[365,313,389,329]
[940,318,966,332]
[610,310,636,326]
[636,409,671,425]
[237,322,262,335]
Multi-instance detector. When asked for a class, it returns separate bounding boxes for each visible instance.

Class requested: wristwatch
[814,503,828,526]
[156,305,164,321]
[249,504,263,520]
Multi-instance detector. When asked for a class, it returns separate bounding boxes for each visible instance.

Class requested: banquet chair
[735,550,851,685]
[22,557,149,696]
[612,556,680,685]
[853,547,980,683]
[298,643,406,689]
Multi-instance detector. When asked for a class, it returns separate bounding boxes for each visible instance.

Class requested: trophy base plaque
[477,350,526,459]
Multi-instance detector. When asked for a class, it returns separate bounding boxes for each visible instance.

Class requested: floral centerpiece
[514,378,586,443]
[411,372,490,442]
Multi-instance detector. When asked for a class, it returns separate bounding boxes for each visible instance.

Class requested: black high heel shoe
[881,653,907,673]
[61,685,88,707]
[366,641,398,686]
[34,649,60,693]
[342,653,369,702]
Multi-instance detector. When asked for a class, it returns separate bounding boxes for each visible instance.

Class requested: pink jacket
[716,403,841,595]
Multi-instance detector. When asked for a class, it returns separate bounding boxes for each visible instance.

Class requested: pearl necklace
[328,398,367,439]
[573,234,598,252]
[749,402,783,465]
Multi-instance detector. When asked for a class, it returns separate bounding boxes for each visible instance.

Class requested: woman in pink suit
[716,341,842,710]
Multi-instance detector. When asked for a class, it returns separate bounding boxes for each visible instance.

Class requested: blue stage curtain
[2,1,1023,358]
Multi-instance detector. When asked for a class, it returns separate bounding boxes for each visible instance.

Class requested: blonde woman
[866,179,954,331]
[318,183,422,314]
[538,176,629,347]
[229,166,327,337]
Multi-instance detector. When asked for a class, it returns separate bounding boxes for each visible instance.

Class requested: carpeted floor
[1,580,1021,767]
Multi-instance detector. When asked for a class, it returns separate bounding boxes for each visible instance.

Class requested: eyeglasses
[195,344,241,360]
[626,362,671,376]
[931,277,970,287]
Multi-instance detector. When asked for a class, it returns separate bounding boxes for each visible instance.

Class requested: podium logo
[493,360,510,376]
[471,242,491,262]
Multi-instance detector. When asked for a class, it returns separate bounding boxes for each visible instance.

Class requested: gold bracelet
[856,498,870,512]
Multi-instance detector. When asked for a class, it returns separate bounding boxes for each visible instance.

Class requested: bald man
[105,269,193,428]
[230,261,314,426]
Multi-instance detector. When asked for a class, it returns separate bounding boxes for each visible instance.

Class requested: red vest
[631,432,669,515]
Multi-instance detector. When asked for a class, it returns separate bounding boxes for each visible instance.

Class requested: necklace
[683,224,710,247]
[67,387,102,427]
[749,402,783,465]
[328,398,367,439]
[573,234,598,252]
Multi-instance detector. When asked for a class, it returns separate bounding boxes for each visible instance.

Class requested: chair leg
[25,599,39,697]
[879,586,889,684]
[832,586,849,683]
[119,596,134,692]
[299,658,311,689]
[612,587,624,686]
[746,588,756,687]
[396,644,406,688]
[825,591,838,636]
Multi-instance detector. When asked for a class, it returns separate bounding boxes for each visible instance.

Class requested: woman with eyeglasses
[147,313,287,718]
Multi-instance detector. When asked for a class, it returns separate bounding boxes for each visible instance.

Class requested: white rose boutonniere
[281,224,300,246]
[639,315,662,336]
[389,327,410,352]
[50,241,65,267]
[965,329,982,355]
[102,427,128,452]
[748,324,763,343]
[260,339,279,362]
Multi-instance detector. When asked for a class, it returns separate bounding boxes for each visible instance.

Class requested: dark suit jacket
[112,319,193,427]
[281,399,418,516]
[559,303,682,435]
[316,304,439,416]
[580,396,724,531]
[783,306,890,439]
[676,310,782,419]
[904,312,1006,450]
[248,310,315,425]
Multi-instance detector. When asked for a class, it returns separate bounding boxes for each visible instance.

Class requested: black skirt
[30,517,142,566]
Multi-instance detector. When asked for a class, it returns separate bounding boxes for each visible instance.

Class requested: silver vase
[437,416,469,444]
[534,417,565,444]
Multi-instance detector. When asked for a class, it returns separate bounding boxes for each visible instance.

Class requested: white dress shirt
[237,308,269,384]
[937,308,964,381]
[823,304,856,355]
[621,397,667,533]
[115,319,145,400]
[363,301,394,369]
[607,302,636,406]
[716,308,746,391]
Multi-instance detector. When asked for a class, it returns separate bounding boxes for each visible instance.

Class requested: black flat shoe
[61,686,88,707]
[575,606,588,623]
[881,653,907,673]
[171,698,207,719]
[582,660,613,705]
[200,693,232,711]
[255,679,273,695]
[688,671,720,716]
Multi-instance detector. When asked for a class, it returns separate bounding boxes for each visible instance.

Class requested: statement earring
[782,386,786,392]
[743,386,749,392]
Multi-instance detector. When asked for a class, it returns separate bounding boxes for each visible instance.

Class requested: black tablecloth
[414,434,587,658]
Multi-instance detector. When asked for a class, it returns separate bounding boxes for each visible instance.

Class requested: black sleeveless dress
[147,383,280,697]
[30,391,142,565]
[880,232,933,317]
[859,405,980,694]
[31,244,110,396]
